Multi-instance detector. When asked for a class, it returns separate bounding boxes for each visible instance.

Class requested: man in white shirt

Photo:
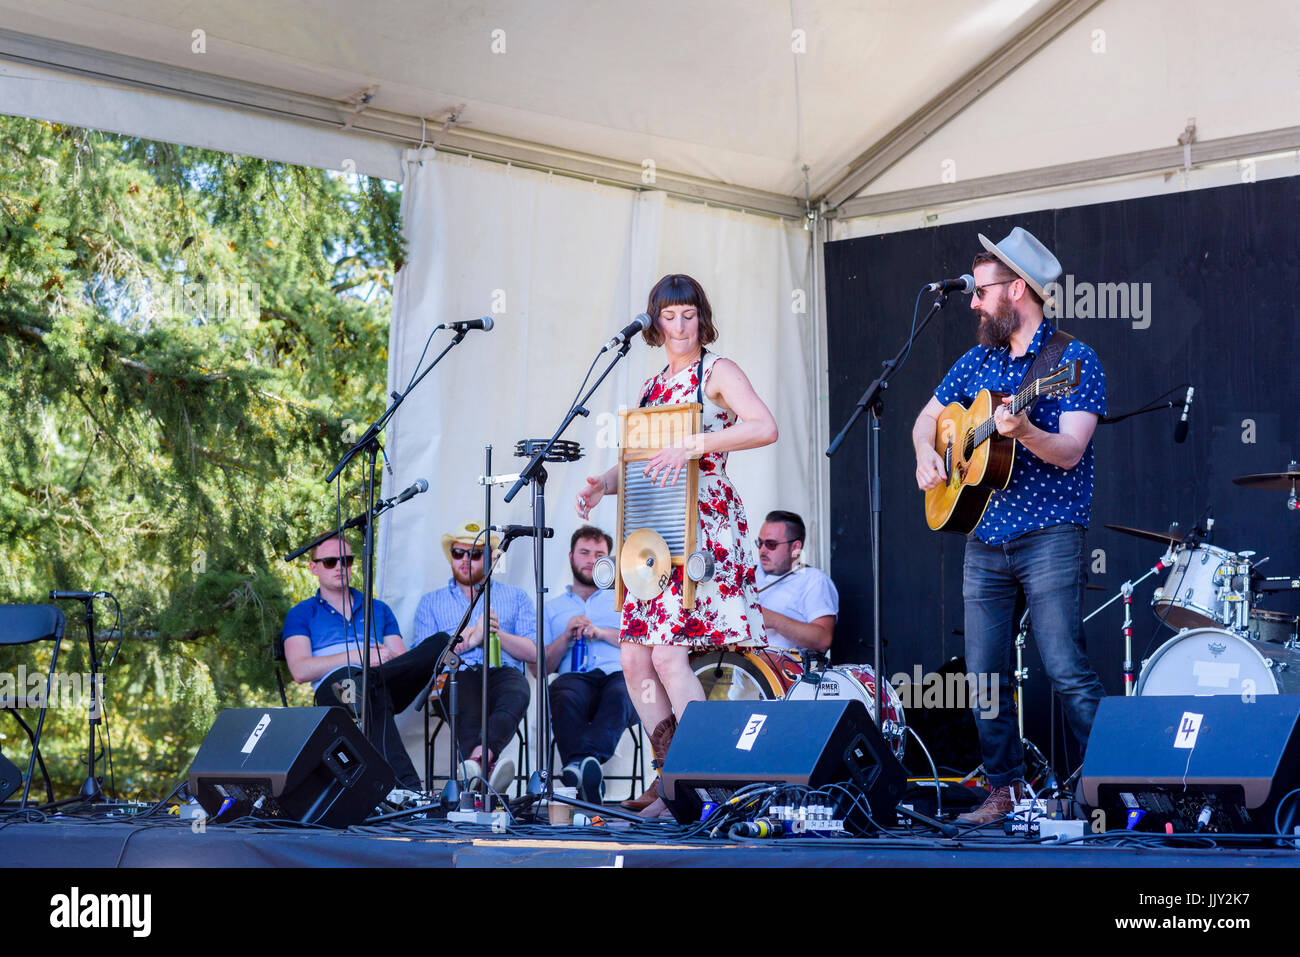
[754,510,838,655]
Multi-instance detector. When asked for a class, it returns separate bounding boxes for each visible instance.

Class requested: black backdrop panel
[825,176,1300,769]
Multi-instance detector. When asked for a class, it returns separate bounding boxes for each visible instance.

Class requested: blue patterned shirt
[933,320,1106,545]
[410,579,537,672]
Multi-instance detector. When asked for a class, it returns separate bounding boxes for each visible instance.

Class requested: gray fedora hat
[977,227,1062,309]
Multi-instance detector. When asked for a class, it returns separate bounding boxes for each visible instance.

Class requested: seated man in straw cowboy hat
[412,521,535,795]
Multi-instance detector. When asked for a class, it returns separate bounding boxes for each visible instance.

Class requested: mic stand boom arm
[321,327,470,737]
[824,290,950,725]
[502,337,636,804]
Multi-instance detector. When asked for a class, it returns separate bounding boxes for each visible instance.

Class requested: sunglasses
[755,538,796,551]
[316,556,354,570]
[973,279,1016,300]
[450,547,485,561]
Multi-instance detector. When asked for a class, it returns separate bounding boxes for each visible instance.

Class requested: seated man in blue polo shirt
[540,526,635,804]
[282,534,448,791]
[412,521,535,796]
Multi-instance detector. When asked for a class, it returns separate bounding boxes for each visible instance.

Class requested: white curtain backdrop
[378,150,815,777]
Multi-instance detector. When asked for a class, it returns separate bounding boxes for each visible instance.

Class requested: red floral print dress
[620,353,767,650]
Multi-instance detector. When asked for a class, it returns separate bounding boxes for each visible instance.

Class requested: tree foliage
[0,116,402,797]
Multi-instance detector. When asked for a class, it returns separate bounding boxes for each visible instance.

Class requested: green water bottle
[488,630,501,667]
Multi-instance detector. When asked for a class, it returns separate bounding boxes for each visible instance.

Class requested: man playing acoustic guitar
[912,227,1108,826]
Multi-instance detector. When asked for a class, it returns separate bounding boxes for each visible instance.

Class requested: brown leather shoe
[621,715,678,811]
[956,784,1024,826]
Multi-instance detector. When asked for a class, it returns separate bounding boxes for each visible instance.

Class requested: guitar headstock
[1036,359,1081,399]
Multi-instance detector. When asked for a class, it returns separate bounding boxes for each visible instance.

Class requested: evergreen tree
[0,116,402,797]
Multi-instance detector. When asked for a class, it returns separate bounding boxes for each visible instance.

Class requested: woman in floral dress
[575,274,778,815]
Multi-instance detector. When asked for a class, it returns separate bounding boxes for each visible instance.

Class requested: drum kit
[689,647,909,762]
[1099,461,1300,698]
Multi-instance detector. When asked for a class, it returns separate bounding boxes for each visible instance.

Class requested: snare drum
[1153,543,1252,632]
[784,664,907,761]
[1248,608,1300,645]
[690,648,804,701]
[1137,627,1300,696]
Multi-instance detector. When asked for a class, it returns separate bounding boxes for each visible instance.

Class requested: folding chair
[0,604,67,807]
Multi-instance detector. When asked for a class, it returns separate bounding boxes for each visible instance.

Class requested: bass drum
[691,648,804,701]
[1137,627,1300,696]
[784,665,907,761]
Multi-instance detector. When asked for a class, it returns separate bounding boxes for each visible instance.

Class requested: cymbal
[620,528,671,601]
[1233,464,1300,490]
[1104,523,1184,546]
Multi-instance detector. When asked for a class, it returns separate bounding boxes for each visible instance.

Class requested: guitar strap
[1020,329,1074,387]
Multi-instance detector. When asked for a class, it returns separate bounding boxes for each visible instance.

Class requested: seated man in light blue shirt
[282,534,448,791]
[411,521,535,795]
[541,526,635,804]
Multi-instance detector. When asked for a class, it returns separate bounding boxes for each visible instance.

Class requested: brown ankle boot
[621,715,678,811]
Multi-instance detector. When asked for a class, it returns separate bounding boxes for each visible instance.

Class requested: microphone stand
[321,326,471,736]
[413,533,518,802]
[825,289,953,724]
[502,336,637,808]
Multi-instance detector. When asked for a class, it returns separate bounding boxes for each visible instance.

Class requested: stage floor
[3,816,1297,868]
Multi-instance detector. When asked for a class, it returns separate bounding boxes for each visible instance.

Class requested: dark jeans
[314,633,450,791]
[550,669,639,767]
[438,665,531,761]
[962,523,1106,787]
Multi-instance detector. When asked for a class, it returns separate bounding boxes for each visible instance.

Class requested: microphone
[49,590,108,601]
[492,524,554,542]
[445,316,494,333]
[926,274,975,295]
[1174,386,1194,443]
[393,478,428,504]
[602,313,652,352]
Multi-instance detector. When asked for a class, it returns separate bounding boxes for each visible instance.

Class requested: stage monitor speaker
[1079,694,1300,833]
[188,707,395,828]
[0,747,20,804]
[660,698,905,826]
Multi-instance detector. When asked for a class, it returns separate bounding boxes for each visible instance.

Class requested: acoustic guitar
[924,361,1081,534]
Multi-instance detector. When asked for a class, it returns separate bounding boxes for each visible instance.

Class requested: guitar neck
[970,380,1043,450]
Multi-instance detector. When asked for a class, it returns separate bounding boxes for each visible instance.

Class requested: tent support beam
[0,27,805,219]
[828,124,1300,220]
[819,0,1102,210]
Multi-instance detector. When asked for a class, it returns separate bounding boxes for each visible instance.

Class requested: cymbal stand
[1082,549,1173,692]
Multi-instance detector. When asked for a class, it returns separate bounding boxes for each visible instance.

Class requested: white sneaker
[489,758,516,794]
[457,759,483,786]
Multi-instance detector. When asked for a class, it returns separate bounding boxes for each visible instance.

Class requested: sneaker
[560,761,582,790]
[956,783,1024,826]
[489,758,515,794]
[578,756,605,805]
[457,759,482,786]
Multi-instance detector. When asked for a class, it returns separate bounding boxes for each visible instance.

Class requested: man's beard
[571,559,596,587]
[976,298,1019,349]
[451,565,483,587]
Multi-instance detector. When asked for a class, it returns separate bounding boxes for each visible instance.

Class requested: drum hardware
[1010,610,1061,792]
[1082,548,1174,692]
[1232,460,1300,510]
[1105,522,1184,547]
